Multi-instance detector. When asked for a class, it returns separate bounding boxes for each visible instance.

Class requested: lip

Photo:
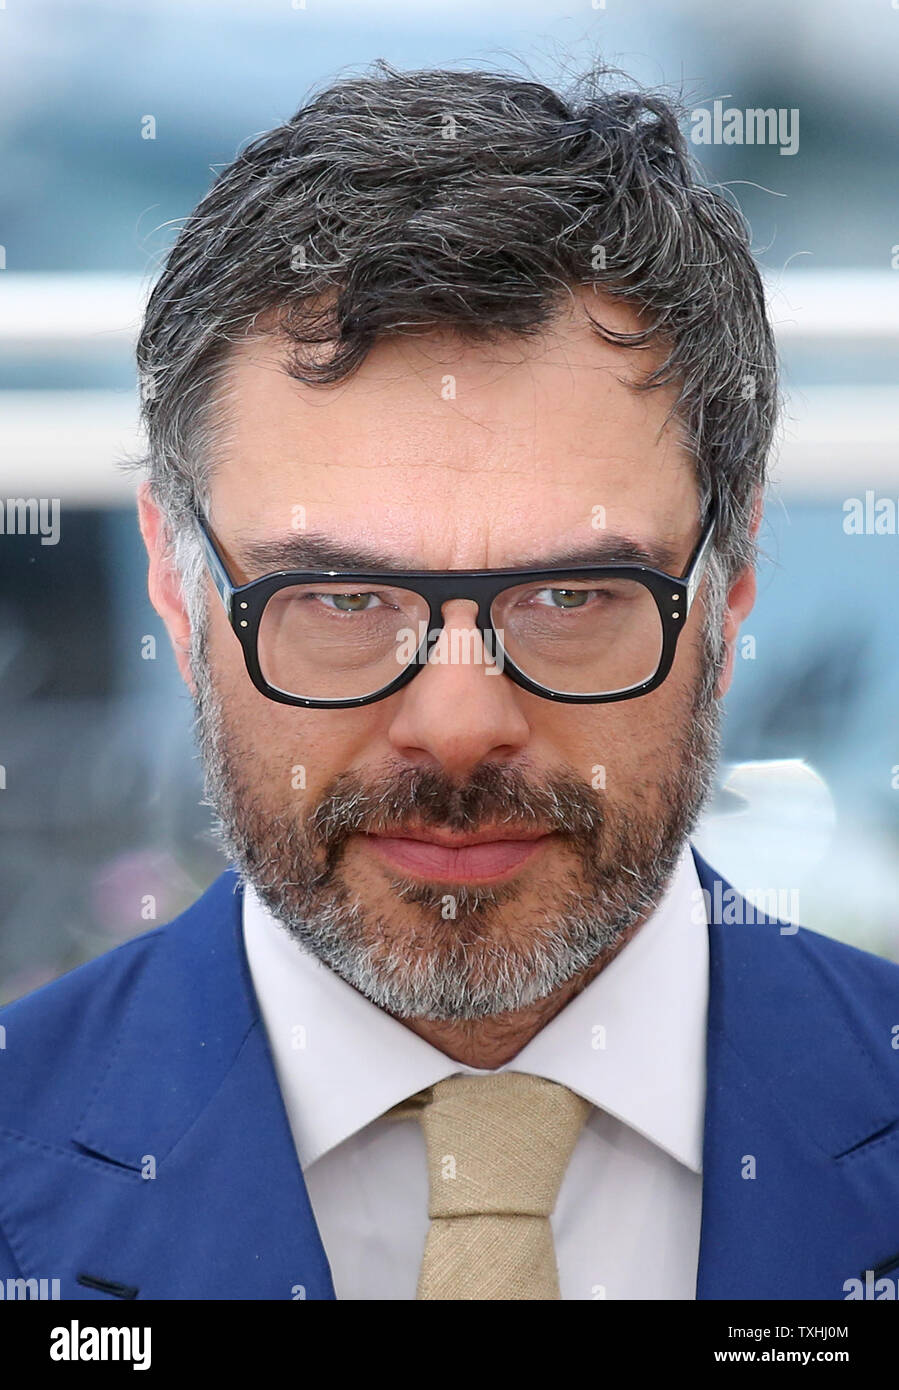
[359,828,554,883]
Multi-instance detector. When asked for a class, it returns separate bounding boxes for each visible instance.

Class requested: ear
[136,481,197,694]
[714,489,762,700]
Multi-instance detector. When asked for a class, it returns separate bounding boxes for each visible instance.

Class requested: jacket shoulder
[0,869,244,1139]
[795,920,899,1020]
[694,845,899,977]
[694,847,899,1072]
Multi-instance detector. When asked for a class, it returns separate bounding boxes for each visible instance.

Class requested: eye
[532,587,595,610]
[314,591,387,613]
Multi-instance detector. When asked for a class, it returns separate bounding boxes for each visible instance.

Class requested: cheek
[551,705,670,786]
[204,599,245,683]
[206,613,393,798]
[525,590,710,776]
[530,647,704,790]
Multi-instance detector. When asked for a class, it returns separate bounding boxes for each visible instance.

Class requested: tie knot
[408,1072,591,1219]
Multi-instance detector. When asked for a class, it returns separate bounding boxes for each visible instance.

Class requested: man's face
[145,287,746,1021]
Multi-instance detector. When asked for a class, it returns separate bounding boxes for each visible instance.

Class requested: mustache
[307,761,605,861]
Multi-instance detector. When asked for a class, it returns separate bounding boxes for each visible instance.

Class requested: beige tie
[389,1072,591,1300]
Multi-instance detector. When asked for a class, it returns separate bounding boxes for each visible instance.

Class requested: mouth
[357,826,555,883]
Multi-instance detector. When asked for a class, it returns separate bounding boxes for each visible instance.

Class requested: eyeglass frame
[192,506,718,709]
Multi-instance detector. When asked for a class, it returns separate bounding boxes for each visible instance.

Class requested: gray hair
[134,59,778,640]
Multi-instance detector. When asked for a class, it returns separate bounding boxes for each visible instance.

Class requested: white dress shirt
[242,840,708,1300]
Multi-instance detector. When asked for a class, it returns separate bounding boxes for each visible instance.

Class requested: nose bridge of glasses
[424,597,495,657]
[438,595,483,626]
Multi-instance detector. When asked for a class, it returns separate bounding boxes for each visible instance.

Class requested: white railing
[1,271,897,500]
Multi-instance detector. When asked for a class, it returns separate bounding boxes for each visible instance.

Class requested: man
[2,62,898,1303]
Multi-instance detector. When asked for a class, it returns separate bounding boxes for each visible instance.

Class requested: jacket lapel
[694,848,899,1298]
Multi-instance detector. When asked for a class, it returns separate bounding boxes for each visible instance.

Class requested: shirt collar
[242,839,707,1173]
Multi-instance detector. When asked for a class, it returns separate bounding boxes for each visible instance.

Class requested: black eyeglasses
[193,508,716,709]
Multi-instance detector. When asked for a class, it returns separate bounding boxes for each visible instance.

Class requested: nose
[385,598,531,779]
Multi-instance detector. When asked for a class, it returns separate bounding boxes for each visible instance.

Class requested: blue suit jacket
[1,848,898,1301]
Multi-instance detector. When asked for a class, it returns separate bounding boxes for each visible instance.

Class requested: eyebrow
[233,531,685,577]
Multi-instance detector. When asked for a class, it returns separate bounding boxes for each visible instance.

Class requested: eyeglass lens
[255,576,664,700]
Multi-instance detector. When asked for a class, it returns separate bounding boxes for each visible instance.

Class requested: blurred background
[1,0,897,1001]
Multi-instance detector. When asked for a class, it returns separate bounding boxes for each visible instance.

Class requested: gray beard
[190,626,723,1021]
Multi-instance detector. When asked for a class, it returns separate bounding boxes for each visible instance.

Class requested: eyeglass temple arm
[194,512,234,620]
[684,510,717,612]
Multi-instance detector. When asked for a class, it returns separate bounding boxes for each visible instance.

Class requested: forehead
[206,285,698,568]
